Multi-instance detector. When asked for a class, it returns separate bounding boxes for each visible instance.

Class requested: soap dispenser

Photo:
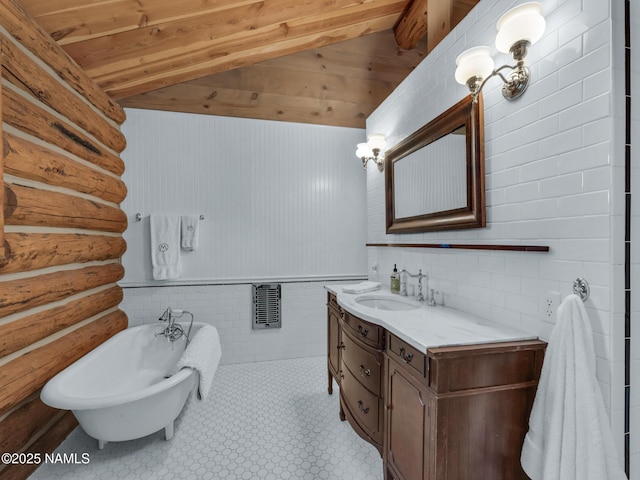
[390,264,400,294]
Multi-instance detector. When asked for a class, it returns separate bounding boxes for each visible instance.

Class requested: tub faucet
[157,307,194,343]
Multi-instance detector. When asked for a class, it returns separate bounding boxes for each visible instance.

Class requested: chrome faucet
[400,269,427,302]
[157,307,194,343]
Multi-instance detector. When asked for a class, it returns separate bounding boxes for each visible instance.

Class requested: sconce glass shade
[454,46,495,85]
[367,133,387,152]
[495,2,545,53]
[355,142,372,159]
[356,134,386,172]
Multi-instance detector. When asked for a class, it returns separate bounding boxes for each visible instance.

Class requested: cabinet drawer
[342,311,384,349]
[340,366,383,445]
[341,329,383,396]
[388,334,427,379]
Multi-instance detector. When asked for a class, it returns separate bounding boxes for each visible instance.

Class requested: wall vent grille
[252,284,282,329]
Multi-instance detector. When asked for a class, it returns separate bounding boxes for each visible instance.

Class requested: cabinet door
[386,360,431,480]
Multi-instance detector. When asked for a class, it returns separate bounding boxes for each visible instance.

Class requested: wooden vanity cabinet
[326,293,546,480]
[385,334,546,480]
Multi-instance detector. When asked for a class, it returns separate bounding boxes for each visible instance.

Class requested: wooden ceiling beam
[393,0,427,50]
[22,0,258,45]
[62,0,396,72]
[73,0,408,99]
[393,0,478,51]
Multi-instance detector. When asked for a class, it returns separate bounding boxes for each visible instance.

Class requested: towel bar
[135,213,205,222]
[572,277,590,301]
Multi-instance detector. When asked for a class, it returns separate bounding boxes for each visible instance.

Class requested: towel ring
[572,278,590,302]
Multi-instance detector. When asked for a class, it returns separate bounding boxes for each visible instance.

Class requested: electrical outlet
[539,292,561,320]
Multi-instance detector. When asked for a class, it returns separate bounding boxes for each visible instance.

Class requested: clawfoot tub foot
[98,439,106,450]
[164,421,174,441]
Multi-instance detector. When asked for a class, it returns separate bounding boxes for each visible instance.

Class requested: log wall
[0,1,128,478]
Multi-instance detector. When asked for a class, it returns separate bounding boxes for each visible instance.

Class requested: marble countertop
[326,284,538,353]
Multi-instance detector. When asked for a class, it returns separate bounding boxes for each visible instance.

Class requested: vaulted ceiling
[19,0,479,128]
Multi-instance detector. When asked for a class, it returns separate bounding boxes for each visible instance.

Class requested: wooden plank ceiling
[19,0,479,128]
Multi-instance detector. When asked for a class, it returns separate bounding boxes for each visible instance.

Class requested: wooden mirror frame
[385,94,485,234]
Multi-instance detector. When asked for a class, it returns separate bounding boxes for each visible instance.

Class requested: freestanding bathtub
[41,322,204,449]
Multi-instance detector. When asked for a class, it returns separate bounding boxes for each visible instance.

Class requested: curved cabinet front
[340,363,384,450]
[341,328,383,396]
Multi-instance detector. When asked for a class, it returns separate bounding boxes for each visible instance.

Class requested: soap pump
[390,264,400,294]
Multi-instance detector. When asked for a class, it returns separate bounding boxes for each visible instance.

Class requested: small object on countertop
[342,281,381,294]
[390,264,400,294]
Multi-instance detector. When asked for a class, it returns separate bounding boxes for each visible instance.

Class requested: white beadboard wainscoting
[365,0,631,474]
[120,109,367,285]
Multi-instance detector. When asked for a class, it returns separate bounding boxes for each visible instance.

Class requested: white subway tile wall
[120,281,345,365]
[366,0,629,472]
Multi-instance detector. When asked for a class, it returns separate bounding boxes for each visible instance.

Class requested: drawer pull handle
[358,400,370,414]
[399,347,414,363]
[337,342,345,350]
[357,325,369,337]
[359,365,372,377]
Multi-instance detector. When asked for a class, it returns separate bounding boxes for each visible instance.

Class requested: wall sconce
[356,133,387,172]
[455,2,545,102]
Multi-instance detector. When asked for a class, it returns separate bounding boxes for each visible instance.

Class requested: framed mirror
[385,94,485,233]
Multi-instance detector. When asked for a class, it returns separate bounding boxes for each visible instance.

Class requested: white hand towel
[176,325,222,401]
[150,214,181,280]
[342,281,381,294]
[181,214,200,251]
[520,294,626,480]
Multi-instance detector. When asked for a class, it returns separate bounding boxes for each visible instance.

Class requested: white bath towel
[181,214,200,251]
[150,214,181,280]
[520,294,626,480]
[176,325,221,401]
[342,281,381,294]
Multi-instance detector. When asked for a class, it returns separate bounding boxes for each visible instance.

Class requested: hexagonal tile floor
[30,356,383,480]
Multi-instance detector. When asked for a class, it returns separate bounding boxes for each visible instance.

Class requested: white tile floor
[30,356,383,480]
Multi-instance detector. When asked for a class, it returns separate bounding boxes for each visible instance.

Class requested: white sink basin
[355,294,420,311]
